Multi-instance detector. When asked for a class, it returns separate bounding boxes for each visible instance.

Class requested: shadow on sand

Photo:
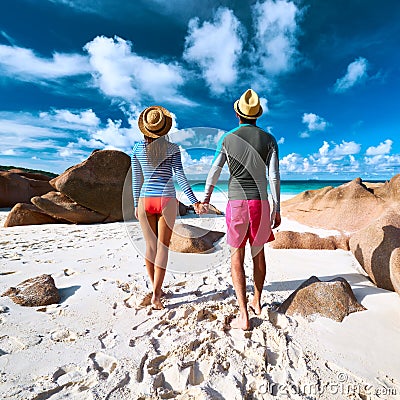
[59,285,80,303]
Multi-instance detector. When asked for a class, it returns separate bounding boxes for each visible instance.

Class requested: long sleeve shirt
[131,141,198,207]
[204,124,280,212]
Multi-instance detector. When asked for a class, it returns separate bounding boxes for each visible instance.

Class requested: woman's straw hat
[138,105,172,138]
[233,89,263,119]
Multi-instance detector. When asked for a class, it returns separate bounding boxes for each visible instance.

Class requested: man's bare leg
[249,245,266,315]
[230,246,250,330]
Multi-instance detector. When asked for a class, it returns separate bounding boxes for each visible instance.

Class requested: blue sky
[0,0,399,180]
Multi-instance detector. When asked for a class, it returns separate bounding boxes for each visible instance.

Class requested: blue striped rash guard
[131,140,198,207]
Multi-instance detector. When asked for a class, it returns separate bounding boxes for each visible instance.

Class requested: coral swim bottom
[141,197,175,215]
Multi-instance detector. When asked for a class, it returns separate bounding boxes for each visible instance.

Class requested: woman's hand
[193,202,206,215]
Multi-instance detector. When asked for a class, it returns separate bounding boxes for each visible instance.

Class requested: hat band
[237,102,259,118]
[146,118,167,134]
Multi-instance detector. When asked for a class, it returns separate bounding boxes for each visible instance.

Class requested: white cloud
[0,44,91,81]
[39,109,100,128]
[169,128,196,146]
[251,0,303,75]
[277,137,285,144]
[84,35,187,104]
[364,154,400,169]
[318,141,330,156]
[366,139,393,156]
[1,149,16,156]
[259,97,269,114]
[299,131,310,139]
[90,119,140,150]
[280,152,303,172]
[0,109,136,167]
[302,113,327,131]
[333,57,368,93]
[179,147,222,179]
[278,137,399,178]
[308,140,361,169]
[169,127,225,150]
[183,8,243,94]
[330,140,361,157]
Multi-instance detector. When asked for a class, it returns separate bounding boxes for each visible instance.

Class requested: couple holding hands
[131,89,280,330]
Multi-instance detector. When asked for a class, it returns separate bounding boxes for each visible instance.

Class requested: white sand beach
[1,201,400,399]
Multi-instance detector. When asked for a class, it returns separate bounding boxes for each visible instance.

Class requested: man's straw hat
[234,89,263,119]
[138,105,172,138]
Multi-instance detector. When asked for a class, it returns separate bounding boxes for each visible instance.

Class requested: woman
[131,105,203,309]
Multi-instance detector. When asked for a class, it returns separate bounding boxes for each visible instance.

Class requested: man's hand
[271,211,281,229]
[135,207,139,220]
[193,202,207,214]
[201,202,209,214]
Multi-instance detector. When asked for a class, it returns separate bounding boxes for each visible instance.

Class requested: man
[203,89,281,330]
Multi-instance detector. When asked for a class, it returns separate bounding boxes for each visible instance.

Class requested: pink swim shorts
[226,199,274,248]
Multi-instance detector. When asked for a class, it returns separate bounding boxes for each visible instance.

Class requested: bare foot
[151,295,164,310]
[249,299,262,315]
[230,314,250,331]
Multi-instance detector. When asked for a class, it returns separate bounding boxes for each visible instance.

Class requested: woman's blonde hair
[144,135,169,167]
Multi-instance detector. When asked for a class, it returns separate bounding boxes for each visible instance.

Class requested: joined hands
[193,202,209,215]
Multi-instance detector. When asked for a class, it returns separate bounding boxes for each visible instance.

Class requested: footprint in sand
[37,304,62,314]
[50,329,78,342]
[264,328,287,368]
[88,351,117,379]
[168,281,187,293]
[63,268,77,276]
[98,330,118,349]
[147,354,168,375]
[196,308,218,322]
[0,335,24,355]
[268,309,291,331]
[92,279,107,291]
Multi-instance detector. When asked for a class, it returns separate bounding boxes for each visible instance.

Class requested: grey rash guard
[204,124,280,212]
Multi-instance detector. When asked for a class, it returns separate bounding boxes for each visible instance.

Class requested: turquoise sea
[179,179,385,196]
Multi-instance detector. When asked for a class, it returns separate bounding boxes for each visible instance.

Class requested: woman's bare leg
[152,199,177,309]
[137,199,158,291]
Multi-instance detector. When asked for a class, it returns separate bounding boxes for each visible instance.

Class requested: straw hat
[138,105,172,138]
[233,89,263,119]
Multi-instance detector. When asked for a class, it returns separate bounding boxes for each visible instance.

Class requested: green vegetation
[0,165,57,178]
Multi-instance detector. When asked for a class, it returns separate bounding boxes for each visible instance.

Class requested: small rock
[270,231,349,250]
[277,276,366,322]
[4,203,66,227]
[169,223,224,253]
[1,274,60,306]
[32,191,107,224]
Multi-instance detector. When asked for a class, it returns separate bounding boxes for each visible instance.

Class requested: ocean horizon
[176,179,386,196]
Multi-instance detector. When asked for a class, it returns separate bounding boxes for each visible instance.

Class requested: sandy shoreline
[1,208,400,399]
